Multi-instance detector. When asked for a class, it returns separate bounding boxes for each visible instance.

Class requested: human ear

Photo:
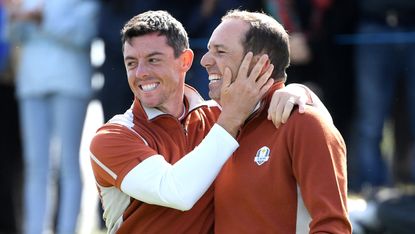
[180,49,194,72]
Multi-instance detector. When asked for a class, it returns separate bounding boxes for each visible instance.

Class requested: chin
[208,93,220,104]
[140,99,160,109]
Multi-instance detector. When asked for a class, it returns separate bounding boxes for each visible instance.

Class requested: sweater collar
[132,84,217,121]
[253,81,285,113]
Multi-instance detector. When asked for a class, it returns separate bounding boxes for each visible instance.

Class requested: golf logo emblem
[254,146,270,165]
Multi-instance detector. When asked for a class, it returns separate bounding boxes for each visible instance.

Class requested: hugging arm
[92,53,273,211]
[267,83,332,127]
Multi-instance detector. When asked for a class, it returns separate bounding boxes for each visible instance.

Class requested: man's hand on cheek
[217,52,274,137]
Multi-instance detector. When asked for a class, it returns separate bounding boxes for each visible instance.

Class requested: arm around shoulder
[91,123,239,211]
[120,124,239,211]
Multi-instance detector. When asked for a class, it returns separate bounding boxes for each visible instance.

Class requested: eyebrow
[124,51,164,61]
[147,52,164,57]
[207,43,227,51]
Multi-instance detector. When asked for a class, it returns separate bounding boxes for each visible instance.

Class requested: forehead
[123,33,173,57]
[208,19,249,49]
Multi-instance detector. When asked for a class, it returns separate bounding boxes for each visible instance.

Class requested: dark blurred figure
[0,2,22,233]
[349,0,415,193]
[348,1,415,229]
[377,192,415,234]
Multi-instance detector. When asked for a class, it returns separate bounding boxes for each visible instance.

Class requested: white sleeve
[120,124,238,211]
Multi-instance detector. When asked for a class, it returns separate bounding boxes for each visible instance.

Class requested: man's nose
[135,62,149,78]
[200,52,212,68]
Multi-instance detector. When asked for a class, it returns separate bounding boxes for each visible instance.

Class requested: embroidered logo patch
[254,146,270,165]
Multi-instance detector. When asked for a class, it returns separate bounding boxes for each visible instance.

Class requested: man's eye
[126,61,136,68]
[149,58,160,63]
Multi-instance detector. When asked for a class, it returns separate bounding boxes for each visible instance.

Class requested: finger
[281,98,295,123]
[297,96,307,113]
[268,100,280,128]
[267,90,280,120]
[248,54,269,81]
[236,52,253,81]
[281,97,296,123]
[258,76,274,99]
[221,67,232,89]
[272,94,286,127]
[268,89,280,122]
[256,64,274,89]
[259,59,271,77]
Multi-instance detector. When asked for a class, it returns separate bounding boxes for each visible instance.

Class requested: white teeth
[141,83,158,91]
[208,74,222,81]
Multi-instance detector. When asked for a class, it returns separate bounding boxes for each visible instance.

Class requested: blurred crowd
[0,0,414,233]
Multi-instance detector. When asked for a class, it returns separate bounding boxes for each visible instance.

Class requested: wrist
[216,113,244,138]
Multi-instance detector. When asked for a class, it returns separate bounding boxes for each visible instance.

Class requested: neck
[156,95,185,118]
[158,104,184,118]
[156,85,186,117]
[215,98,260,115]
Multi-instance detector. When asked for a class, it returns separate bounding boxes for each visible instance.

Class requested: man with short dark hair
[201,10,351,233]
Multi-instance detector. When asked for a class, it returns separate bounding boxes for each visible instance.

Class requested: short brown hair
[121,10,189,58]
[222,10,290,82]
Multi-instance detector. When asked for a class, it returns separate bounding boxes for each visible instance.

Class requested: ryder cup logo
[254,146,270,165]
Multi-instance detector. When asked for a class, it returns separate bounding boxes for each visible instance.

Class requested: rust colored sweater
[215,84,351,234]
[90,86,221,234]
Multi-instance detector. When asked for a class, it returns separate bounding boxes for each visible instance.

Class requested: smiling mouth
[208,74,222,83]
[140,83,159,91]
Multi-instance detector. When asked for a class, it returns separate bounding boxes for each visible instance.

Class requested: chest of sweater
[135,108,217,163]
[222,115,296,193]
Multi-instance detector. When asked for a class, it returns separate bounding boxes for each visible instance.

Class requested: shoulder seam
[90,152,117,180]
[109,110,149,146]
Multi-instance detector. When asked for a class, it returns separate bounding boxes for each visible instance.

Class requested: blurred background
[1,0,414,233]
